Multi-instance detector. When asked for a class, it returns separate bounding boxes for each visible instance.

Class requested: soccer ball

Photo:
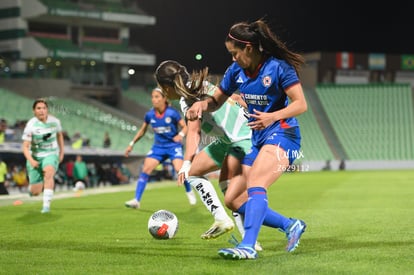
[74,181,85,191]
[148,210,179,239]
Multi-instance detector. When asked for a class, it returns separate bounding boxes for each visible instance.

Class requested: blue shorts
[242,127,301,166]
[146,144,183,162]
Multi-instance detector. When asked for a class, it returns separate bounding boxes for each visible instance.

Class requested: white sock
[43,188,54,208]
[187,176,230,222]
[233,212,245,237]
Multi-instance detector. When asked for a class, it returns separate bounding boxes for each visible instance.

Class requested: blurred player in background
[124,88,196,209]
[186,19,308,259]
[22,98,64,213]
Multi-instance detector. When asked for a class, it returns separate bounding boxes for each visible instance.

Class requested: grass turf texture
[0,170,413,274]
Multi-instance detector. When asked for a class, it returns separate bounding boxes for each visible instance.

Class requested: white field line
[0,180,176,207]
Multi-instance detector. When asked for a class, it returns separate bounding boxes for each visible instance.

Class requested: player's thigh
[42,165,56,182]
[142,157,160,174]
[171,158,183,172]
[228,165,249,201]
[41,155,59,173]
[191,137,234,177]
[220,154,243,181]
[189,150,218,176]
[224,173,247,209]
[248,144,289,189]
[220,140,250,181]
[30,183,43,195]
[27,162,42,183]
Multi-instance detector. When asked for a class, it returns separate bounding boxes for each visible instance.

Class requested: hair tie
[228,33,251,44]
[154,87,166,97]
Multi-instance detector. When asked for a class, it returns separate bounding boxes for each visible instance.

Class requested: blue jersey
[145,106,183,148]
[220,57,301,146]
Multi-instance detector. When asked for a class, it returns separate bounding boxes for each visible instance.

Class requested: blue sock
[237,201,290,230]
[237,202,247,215]
[183,179,192,193]
[135,172,149,201]
[240,187,268,248]
[262,208,291,230]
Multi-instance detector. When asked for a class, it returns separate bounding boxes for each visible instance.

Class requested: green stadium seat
[0,89,152,154]
[296,95,335,161]
[316,83,414,160]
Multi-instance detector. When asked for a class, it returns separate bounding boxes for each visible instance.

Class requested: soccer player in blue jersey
[124,88,196,209]
[186,19,308,259]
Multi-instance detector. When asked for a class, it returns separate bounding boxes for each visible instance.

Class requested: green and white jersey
[22,115,62,158]
[180,81,251,142]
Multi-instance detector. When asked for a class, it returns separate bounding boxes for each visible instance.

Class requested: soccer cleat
[228,234,263,252]
[41,207,50,214]
[125,198,140,209]
[201,219,234,239]
[186,190,197,205]
[285,218,307,252]
[218,246,258,260]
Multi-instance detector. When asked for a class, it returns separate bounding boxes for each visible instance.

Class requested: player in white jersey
[155,60,262,249]
[22,98,64,213]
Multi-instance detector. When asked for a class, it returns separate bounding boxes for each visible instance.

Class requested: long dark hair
[226,19,305,75]
[155,60,211,104]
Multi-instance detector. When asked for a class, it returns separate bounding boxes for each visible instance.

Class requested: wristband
[129,141,134,147]
[179,132,185,137]
[179,160,191,179]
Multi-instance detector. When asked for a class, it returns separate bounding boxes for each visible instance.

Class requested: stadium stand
[301,88,348,161]
[123,89,153,109]
[0,89,33,123]
[39,0,143,14]
[3,82,413,163]
[123,88,182,111]
[82,40,132,53]
[316,83,414,160]
[0,88,153,153]
[394,71,414,87]
[334,70,370,84]
[296,94,335,161]
[35,37,79,52]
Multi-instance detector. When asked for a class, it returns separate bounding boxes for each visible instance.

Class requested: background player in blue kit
[124,88,196,209]
[186,19,308,259]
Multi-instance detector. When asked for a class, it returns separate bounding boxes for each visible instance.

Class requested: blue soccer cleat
[218,246,258,260]
[228,234,263,251]
[285,218,306,252]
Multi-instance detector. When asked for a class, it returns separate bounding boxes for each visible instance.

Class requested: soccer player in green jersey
[22,98,64,213]
[155,61,262,250]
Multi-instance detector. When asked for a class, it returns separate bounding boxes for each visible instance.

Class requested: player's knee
[29,184,42,195]
[224,198,237,211]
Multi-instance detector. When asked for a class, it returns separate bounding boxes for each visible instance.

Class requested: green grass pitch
[0,170,413,274]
